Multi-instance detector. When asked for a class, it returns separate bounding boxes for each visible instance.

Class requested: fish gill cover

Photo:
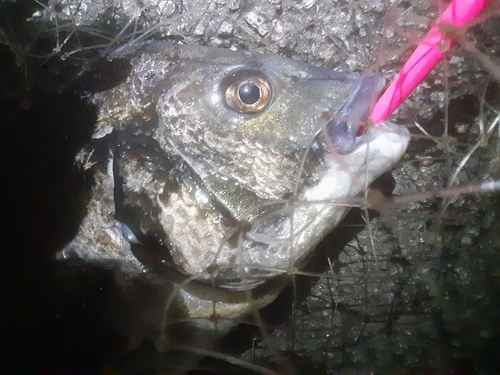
[0,0,499,374]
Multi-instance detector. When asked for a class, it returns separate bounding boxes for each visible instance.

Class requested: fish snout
[324,74,386,154]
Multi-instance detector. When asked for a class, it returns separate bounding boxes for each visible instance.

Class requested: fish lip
[323,74,386,154]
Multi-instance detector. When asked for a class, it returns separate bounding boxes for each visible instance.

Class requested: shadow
[0,42,143,374]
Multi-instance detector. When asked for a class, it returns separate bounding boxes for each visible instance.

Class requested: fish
[57,41,410,339]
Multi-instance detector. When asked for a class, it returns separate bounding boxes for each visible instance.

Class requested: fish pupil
[238,82,260,105]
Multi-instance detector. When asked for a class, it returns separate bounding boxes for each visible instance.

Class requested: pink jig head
[369,0,493,124]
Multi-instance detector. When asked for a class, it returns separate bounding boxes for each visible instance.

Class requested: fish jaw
[209,125,410,290]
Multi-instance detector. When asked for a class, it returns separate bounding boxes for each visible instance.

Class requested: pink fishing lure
[369,0,492,124]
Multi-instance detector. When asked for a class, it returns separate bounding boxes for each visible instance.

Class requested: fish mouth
[324,74,386,154]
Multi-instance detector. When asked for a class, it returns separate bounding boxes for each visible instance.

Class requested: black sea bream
[3,0,500,373]
[57,41,409,334]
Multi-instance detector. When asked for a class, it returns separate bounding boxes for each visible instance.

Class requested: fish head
[147,44,410,289]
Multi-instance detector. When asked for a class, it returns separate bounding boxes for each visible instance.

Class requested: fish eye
[221,69,273,114]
